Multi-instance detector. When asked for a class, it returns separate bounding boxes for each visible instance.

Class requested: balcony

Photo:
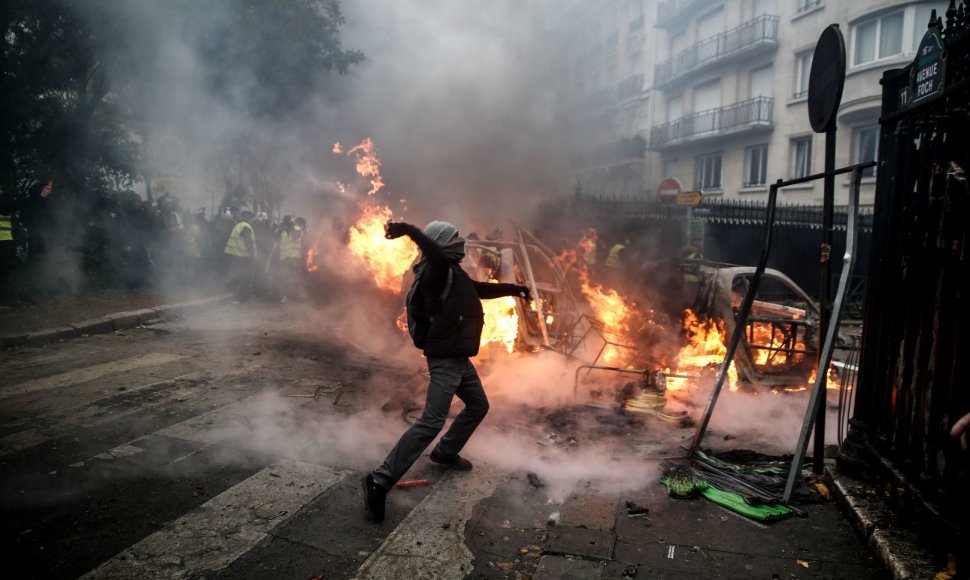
[650,96,773,149]
[656,0,707,29]
[617,74,645,103]
[654,15,779,89]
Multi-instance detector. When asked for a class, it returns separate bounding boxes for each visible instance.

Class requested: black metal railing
[841,2,970,569]
[617,74,644,101]
[655,15,779,87]
[650,96,773,148]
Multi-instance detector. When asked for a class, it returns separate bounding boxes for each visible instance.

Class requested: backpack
[405,266,454,348]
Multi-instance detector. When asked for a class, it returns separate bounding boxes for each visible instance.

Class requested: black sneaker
[362,474,387,523]
[429,450,473,471]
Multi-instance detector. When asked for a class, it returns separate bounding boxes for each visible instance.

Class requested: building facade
[561,0,948,208]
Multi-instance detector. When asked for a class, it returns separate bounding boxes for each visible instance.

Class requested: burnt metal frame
[689,162,874,463]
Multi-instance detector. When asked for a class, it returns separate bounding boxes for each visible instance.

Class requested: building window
[663,159,679,181]
[745,144,769,187]
[853,10,904,66]
[796,0,822,14]
[794,50,812,98]
[790,137,812,179]
[696,153,723,190]
[853,125,879,177]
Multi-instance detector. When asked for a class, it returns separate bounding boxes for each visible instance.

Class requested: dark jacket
[401,224,521,358]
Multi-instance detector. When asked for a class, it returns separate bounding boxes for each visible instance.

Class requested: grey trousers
[372,356,489,489]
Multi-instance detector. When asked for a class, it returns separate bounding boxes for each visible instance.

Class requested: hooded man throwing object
[362,220,531,523]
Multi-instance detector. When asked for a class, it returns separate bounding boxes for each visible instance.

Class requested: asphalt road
[0,300,889,580]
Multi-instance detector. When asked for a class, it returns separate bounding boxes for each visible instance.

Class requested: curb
[826,468,938,580]
[1,294,232,349]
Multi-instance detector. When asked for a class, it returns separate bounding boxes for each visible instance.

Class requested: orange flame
[335,139,518,353]
[347,203,417,292]
[670,309,738,391]
[306,246,318,272]
[344,138,385,196]
[480,292,519,353]
[577,270,637,365]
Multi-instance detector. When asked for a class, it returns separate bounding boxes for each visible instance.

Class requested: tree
[0,0,138,196]
[1,0,365,206]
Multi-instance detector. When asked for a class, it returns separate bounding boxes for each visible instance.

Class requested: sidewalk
[0,287,230,348]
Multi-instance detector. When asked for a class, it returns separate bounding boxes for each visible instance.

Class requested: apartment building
[558,1,658,199]
[561,0,948,207]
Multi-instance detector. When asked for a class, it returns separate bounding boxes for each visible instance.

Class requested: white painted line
[667,545,676,559]
[0,375,201,457]
[355,465,508,580]
[156,392,308,446]
[81,460,348,579]
[93,443,144,461]
[0,353,186,401]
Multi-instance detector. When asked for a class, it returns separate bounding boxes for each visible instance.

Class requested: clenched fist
[384,221,411,240]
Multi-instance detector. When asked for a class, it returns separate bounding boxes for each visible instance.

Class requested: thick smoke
[335,0,572,228]
[22,1,845,501]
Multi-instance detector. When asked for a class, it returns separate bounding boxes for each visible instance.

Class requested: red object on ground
[393,479,429,488]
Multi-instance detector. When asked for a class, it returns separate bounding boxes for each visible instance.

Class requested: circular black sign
[808,24,846,133]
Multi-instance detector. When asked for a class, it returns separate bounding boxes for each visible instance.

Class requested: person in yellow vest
[1,180,53,303]
[678,244,704,284]
[224,210,257,302]
[277,215,303,303]
[578,227,598,274]
[183,209,206,283]
[603,235,631,291]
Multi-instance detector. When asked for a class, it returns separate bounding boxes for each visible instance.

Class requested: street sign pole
[807,24,846,475]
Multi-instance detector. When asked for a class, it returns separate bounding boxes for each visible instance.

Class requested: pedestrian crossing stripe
[81,461,349,579]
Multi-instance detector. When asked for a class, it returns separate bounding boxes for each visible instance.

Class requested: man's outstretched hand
[385,221,410,240]
[515,285,532,303]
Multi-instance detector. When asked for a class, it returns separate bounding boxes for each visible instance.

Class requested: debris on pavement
[393,479,429,488]
[527,472,543,488]
[625,500,649,517]
[546,511,560,527]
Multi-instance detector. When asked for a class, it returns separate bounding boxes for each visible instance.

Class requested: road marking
[667,545,676,559]
[93,443,144,461]
[355,465,508,580]
[0,353,186,401]
[81,460,348,579]
[0,374,246,457]
[157,392,309,446]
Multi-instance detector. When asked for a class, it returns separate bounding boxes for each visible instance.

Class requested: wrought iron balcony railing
[650,96,773,149]
[654,15,779,88]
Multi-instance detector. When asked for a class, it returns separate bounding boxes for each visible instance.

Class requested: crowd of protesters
[0,183,312,306]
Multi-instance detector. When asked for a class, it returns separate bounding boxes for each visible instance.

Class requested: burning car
[680,259,828,387]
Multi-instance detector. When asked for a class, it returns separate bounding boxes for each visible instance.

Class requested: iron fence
[841,2,970,568]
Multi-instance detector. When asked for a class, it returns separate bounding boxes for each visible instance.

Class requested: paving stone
[533,554,605,580]
[544,525,615,561]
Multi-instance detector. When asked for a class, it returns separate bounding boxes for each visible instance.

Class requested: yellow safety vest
[279,227,303,260]
[579,238,596,265]
[682,251,702,283]
[0,214,12,242]
[224,221,256,257]
[605,243,626,269]
[184,223,201,258]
